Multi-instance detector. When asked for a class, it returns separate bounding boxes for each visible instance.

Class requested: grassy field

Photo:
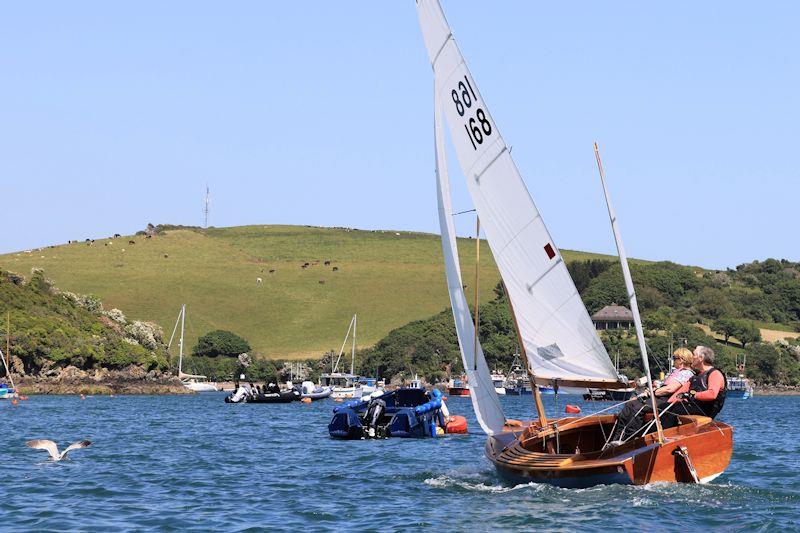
[0,224,619,359]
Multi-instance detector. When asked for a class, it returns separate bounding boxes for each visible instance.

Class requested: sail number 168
[451,75,492,150]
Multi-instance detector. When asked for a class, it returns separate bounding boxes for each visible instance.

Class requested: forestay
[417,0,620,387]
[435,88,506,435]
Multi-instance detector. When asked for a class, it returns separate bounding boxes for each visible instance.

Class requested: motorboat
[225,384,300,403]
[328,388,467,439]
[491,371,507,395]
[299,380,332,400]
[447,378,470,396]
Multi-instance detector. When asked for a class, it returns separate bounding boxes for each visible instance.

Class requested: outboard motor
[329,408,364,439]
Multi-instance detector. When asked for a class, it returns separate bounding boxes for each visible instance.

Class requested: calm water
[2,393,798,530]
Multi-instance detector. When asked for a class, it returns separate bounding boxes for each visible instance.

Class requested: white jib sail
[435,86,506,436]
[417,0,619,385]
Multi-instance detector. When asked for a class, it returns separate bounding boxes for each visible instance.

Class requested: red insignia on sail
[544,243,556,259]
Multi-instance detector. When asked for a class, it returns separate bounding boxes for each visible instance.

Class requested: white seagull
[26,439,92,461]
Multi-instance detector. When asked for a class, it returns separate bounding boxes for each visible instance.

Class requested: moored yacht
[168,304,218,392]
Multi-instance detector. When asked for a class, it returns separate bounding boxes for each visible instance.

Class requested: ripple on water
[2,393,799,530]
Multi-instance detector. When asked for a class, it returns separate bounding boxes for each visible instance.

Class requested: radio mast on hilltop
[203,185,210,228]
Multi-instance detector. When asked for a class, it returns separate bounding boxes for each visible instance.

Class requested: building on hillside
[591,304,634,330]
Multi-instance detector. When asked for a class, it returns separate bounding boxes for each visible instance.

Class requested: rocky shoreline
[12,365,193,395]
[756,385,800,396]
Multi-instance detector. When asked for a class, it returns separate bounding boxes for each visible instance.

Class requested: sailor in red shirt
[662,345,727,429]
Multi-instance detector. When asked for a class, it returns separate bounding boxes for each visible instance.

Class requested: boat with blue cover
[328,387,466,439]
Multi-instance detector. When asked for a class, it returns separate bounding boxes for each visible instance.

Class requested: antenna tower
[203,185,210,228]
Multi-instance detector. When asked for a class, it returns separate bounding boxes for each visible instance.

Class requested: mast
[178,304,186,376]
[503,281,547,426]
[332,314,355,375]
[351,314,357,375]
[472,218,481,371]
[594,142,664,443]
[5,312,9,377]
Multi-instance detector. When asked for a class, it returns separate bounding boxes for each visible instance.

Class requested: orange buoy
[445,415,468,434]
[11,399,18,405]
[442,396,448,401]
[19,395,28,401]
[334,398,344,402]
[565,404,581,414]
[301,397,312,403]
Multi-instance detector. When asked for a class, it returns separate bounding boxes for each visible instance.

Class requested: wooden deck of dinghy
[487,414,733,488]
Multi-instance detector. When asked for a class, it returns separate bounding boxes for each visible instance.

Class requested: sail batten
[417,0,620,386]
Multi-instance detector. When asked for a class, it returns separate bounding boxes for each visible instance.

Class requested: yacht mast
[179,304,186,376]
[350,314,357,375]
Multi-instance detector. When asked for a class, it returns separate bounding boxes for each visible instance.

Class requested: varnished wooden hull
[486,415,733,488]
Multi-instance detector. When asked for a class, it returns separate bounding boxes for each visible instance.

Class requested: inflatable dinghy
[328,387,466,439]
[225,386,300,403]
[298,381,332,400]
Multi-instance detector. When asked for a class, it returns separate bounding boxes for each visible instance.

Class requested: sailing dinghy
[417,0,732,487]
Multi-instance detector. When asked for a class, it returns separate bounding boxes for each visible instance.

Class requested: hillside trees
[0,269,170,374]
[193,330,251,358]
[713,317,739,344]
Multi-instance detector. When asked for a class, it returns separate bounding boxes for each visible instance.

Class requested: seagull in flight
[26,440,92,461]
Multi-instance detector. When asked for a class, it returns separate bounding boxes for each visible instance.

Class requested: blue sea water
[2,393,798,531]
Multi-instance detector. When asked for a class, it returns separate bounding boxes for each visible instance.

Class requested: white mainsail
[417,0,620,387]
[435,87,506,435]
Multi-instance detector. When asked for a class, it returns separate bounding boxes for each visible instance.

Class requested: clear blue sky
[2,1,797,268]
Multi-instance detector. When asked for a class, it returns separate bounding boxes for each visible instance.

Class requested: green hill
[0,224,617,360]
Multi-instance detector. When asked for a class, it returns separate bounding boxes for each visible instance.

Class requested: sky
[1,1,797,269]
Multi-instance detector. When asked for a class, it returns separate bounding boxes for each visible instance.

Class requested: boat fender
[429,420,437,437]
[301,397,312,403]
[430,388,442,399]
[565,404,581,414]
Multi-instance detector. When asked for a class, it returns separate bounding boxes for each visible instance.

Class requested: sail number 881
[451,75,492,150]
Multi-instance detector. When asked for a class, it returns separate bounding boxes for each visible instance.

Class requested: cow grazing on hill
[332,267,339,272]
[164,254,169,258]
[324,260,331,266]
[268,269,276,274]
[128,240,135,245]
[318,280,325,284]
[257,277,263,284]
[114,233,121,238]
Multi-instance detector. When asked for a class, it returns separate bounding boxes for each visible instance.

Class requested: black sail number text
[451,75,492,150]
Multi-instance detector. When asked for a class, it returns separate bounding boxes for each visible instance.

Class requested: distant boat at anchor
[168,304,218,392]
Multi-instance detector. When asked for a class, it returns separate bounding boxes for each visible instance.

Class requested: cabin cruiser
[321,372,362,399]
[491,371,507,395]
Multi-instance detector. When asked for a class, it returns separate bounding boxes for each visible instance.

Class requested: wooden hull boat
[486,415,732,488]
